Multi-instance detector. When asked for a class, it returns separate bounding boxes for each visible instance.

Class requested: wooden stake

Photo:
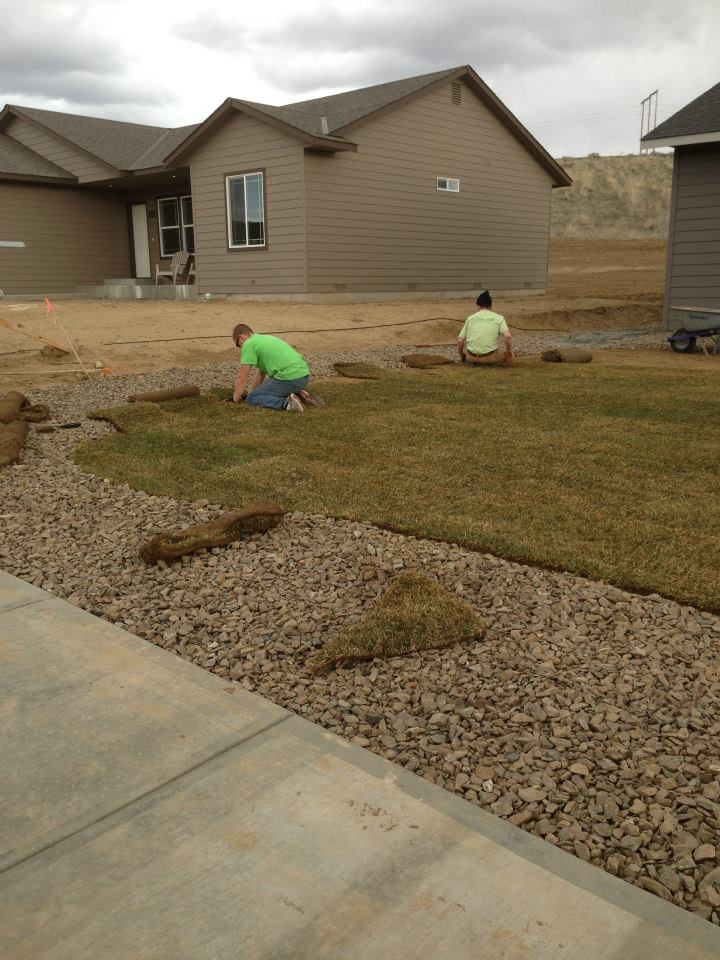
[0,314,70,353]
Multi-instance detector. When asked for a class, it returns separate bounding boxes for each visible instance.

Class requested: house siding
[304,80,555,294]
[0,182,130,293]
[664,143,720,322]
[187,113,306,295]
[5,116,116,183]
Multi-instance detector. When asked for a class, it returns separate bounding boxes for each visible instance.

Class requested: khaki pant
[464,348,499,365]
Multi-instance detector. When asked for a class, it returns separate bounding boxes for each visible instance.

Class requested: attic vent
[451,81,462,104]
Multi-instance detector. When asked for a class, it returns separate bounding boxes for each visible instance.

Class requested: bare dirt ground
[0,238,683,391]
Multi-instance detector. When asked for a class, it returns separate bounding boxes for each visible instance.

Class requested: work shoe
[285,394,305,413]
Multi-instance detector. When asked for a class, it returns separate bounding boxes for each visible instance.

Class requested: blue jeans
[245,375,310,411]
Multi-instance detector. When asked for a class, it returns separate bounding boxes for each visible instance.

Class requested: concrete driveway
[1,570,718,959]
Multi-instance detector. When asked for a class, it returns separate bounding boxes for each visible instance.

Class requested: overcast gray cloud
[0,0,175,112]
[0,0,718,154]
[174,0,698,96]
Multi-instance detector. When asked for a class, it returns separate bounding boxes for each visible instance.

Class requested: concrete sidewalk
[1,570,718,959]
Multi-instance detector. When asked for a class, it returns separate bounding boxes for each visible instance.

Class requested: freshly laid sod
[309,570,484,672]
[76,362,720,610]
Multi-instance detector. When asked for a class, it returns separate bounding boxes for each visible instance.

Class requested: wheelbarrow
[667,305,720,354]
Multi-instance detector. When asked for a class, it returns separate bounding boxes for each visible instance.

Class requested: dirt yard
[0,239,670,391]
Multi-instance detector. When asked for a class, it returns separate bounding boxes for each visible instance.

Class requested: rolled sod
[140,500,286,563]
[0,420,29,468]
[541,348,593,363]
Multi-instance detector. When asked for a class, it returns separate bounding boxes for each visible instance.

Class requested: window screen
[226,172,265,248]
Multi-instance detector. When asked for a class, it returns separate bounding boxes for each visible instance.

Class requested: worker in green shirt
[458,291,513,365]
[231,323,322,412]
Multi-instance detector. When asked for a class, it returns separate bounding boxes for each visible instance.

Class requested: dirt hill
[550,154,673,240]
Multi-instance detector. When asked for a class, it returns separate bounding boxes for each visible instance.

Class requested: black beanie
[476,290,492,308]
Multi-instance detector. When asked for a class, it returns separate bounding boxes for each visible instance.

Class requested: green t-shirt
[240,334,309,381]
[459,310,509,355]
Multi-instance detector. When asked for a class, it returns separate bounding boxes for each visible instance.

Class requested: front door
[130,203,151,278]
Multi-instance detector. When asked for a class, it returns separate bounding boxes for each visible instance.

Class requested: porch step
[77,282,199,300]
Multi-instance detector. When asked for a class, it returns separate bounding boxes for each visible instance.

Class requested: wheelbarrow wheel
[670,329,697,353]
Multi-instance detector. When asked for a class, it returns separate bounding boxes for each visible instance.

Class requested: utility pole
[640,90,658,153]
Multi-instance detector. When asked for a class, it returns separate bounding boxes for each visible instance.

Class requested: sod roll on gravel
[0,391,51,425]
[140,501,286,563]
[0,420,29,469]
[310,570,484,672]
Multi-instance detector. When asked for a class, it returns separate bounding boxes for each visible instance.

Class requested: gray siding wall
[0,182,130,293]
[188,113,306,295]
[304,80,555,294]
[5,116,116,183]
[665,143,720,321]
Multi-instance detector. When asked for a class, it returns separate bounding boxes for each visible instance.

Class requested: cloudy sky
[1,0,718,156]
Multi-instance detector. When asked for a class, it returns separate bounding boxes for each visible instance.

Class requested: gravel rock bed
[2,336,719,924]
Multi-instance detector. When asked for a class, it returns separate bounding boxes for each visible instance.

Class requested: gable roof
[0,133,75,182]
[642,81,720,147]
[166,65,570,186]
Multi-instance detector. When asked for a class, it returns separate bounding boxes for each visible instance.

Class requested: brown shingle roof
[238,67,462,137]
[0,133,75,180]
[7,105,171,170]
[129,124,200,170]
[642,81,720,143]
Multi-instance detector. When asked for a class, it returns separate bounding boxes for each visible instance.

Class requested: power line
[530,101,685,133]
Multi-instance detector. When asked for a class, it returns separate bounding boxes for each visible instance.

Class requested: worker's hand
[503,350,513,364]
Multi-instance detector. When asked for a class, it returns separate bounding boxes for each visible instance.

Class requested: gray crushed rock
[2,337,719,925]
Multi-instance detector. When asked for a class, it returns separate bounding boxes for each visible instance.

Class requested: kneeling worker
[231,324,320,411]
[458,291,513,365]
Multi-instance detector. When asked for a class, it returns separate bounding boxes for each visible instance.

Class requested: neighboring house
[641,81,720,323]
[0,66,570,299]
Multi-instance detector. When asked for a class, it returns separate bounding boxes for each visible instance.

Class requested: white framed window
[157,195,194,257]
[437,177,460,192]
[226,171,265,248]
[181,195,194,254]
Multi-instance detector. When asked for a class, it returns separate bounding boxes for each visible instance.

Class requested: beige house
[0,66,570,300]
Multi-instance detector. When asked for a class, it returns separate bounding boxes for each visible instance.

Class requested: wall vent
[451,81,462,104]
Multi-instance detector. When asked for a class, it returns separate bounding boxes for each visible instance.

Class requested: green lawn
[76,362,720,610]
